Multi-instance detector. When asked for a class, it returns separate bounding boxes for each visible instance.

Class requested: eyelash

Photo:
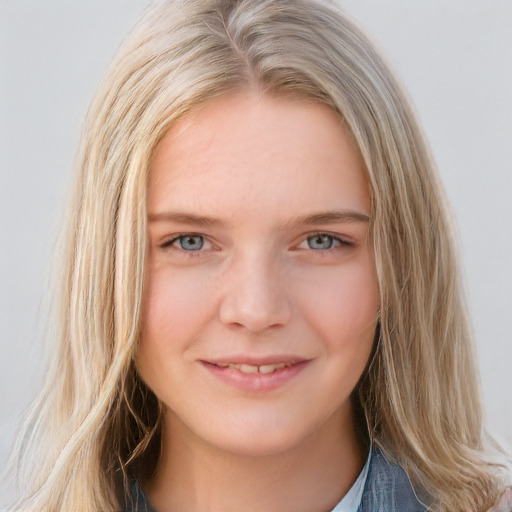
[158,232,353,256]
[300,232,353,252]
[159,234,210,255]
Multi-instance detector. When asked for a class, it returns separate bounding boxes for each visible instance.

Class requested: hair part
[10,1,505,511]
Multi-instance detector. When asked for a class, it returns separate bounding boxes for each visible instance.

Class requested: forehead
[148,92,370,221]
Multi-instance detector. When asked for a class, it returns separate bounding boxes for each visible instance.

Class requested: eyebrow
[148,210,369,228]
[287,210,370,227]
[148,212,228,227]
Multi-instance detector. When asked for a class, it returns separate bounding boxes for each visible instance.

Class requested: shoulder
[358,446,428,512]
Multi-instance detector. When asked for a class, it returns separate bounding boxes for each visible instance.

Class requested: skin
[137,92,379,512]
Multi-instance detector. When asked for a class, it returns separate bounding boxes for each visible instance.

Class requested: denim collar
[357,447,427,512]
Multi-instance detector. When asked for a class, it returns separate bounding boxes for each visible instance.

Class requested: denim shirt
[127,447,426,512]
[357,447,426,512]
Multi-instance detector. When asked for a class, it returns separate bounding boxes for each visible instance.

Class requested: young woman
[9,1,510,511]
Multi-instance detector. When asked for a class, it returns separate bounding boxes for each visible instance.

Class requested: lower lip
[201,361,310,392]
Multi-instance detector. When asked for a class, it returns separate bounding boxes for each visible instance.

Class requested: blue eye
[307,234,336,250]
[176,235,204,251]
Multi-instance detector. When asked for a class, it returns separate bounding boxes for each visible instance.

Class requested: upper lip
[202,355,309,366]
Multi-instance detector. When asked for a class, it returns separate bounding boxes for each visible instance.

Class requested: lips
[201,357,310,392]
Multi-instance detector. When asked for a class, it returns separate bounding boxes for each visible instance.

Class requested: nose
[218,251,292,332]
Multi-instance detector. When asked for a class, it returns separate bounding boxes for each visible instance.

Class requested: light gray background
[1,0,511,503]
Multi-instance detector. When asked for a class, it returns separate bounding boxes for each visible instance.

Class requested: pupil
[308,234,333,250]
[180,236,203,250]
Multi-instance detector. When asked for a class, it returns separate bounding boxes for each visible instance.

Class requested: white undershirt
[330,448,372,512]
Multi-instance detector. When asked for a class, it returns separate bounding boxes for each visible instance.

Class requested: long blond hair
[10,1,504,510]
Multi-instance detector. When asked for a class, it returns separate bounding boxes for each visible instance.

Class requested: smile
[201,358,310,392]
[214,362,291,374]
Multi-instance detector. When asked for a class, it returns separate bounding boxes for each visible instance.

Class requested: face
[138,92,378,457]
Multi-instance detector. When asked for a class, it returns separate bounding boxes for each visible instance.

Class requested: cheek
[292,256,379,345]
[140,266,217,354]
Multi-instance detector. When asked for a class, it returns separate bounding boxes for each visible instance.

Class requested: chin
[195,413,321,459]
[210,431,305,458]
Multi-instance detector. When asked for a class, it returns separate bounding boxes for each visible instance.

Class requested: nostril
[219,297,291,332]
[217,258,292,331]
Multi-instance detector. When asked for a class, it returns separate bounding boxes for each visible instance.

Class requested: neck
[143,405,366,512]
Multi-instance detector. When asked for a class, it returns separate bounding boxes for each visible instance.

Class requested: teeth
[239,364,259,374]
[259,363,286,374]
[221,362,289,374]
